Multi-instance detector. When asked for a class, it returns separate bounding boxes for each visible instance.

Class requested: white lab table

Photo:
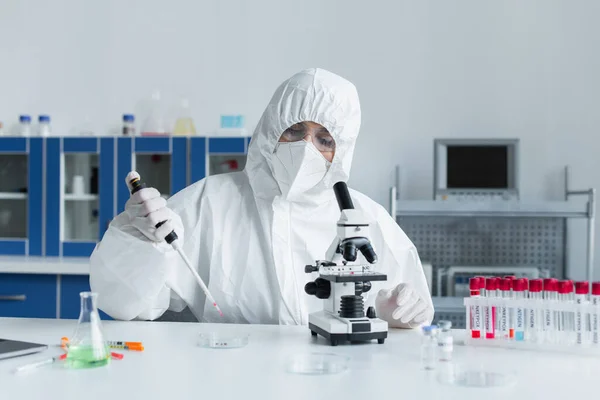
[0,318,597,400]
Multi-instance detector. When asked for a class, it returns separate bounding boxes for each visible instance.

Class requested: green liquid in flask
[67,345,110,369]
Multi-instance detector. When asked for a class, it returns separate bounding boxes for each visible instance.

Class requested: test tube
[469,277,483,339]
[592,282,600,345]
[527,279,543,343]
[485,277,498,339]
[557,281,569,344]
[575,281,589,345]
[512,278,527,341]
[499,278,512,339]
[543,278,558,343]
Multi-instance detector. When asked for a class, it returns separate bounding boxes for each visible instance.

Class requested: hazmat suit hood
[244,68,361,205]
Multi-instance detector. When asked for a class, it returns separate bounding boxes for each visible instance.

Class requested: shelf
[396,200,589,218]
[64,193,99,201]
[0,256,90,275]
[432,296,465,314]
[0,193,27,200]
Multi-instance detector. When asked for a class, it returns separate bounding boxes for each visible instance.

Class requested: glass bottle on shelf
[18,115,32,136]
[173,99,196,136]
[141,91,169,136]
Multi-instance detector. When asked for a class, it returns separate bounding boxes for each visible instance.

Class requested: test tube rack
[464,297,600,356]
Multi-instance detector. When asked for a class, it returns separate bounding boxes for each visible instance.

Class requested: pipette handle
[129,176,178,245]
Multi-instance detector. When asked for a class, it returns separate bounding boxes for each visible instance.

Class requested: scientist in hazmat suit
[90,68,434,328]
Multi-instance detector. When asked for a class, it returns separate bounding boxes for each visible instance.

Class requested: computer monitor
[434,139,519,201]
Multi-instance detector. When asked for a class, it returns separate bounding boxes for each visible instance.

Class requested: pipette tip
[213,303,224,317]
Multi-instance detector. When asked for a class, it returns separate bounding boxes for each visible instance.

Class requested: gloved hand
[375,283,433,329]
[124,171,177,243]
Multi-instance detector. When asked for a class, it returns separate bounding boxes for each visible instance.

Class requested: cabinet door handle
[0,295,27,301]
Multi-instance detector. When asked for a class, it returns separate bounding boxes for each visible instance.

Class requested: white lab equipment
[89,68,432,326]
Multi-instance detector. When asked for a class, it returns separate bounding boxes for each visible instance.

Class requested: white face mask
[271,141,332,201]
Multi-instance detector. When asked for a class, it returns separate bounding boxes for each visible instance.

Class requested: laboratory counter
[0,318,597,400]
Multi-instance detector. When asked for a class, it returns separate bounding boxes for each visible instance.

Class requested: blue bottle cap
[38,115,50,123]
[123,114,135,122]
[19,115,31,123]
[422,325,438,333]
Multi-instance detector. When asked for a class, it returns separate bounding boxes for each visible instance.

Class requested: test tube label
[501,306,508,336]
[485,306,494,339]
[593,297,599,345]
[576,298,583,344]
[470,302,482,339]
[516,307,524,341]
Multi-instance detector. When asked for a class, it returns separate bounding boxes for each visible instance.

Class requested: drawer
[60,275,111,320]
[0,274,57,318]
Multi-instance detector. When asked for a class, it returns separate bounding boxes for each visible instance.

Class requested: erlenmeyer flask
[67,292,110,369]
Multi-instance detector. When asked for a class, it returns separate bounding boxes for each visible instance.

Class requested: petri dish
[437,366,517,388]
[197,332,249,349]
[285,353,350,375]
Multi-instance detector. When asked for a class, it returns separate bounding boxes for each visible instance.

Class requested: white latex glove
[124,171,176,243]
[375,283,433,329]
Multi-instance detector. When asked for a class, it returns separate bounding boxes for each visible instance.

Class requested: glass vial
[437,320,453,361]
[19,115,32,136]
[122,114,136,136]
[421,325,438,370]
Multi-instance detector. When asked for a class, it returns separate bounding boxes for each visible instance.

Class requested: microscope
[304,182,388,346]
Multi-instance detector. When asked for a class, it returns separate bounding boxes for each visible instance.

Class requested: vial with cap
[122,114,135,136]
[437,320,453,361]
[421,325,438,370]
[19,115,31,136]
[38,115,51,137]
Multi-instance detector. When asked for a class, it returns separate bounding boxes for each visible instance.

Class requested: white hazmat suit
[90,68,434,327]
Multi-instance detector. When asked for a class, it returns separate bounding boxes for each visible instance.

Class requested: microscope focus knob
[366,306,377,319]
[305,265,319,273]
[304,278,331,299]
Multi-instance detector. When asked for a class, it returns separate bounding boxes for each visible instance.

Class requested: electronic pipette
[127,172,223,317]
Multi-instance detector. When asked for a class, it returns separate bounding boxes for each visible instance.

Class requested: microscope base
[308,311,388,346]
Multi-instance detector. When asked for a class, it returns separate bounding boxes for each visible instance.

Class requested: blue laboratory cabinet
[0,136,250,318]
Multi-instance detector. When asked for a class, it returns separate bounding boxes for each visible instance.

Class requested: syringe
[128,172,223,317]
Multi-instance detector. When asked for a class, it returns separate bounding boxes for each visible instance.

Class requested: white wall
[1,0,599,278]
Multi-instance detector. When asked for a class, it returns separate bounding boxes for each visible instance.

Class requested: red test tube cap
[592,282,600,296]
[499,278,512,291]
[543,278,558,292]
[513,278,527,292]
[475,276,485,288]
[504,275,516,280]
[529,279,543,292]
[469,277,481,290]
[558,280,569,294]
[575,281,589,295]
[485,277,498,291]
